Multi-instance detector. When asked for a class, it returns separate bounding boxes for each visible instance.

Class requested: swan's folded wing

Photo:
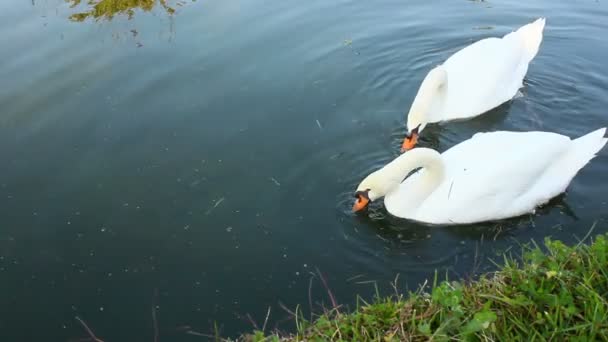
[441,33,532,120]
[415,131,571,224]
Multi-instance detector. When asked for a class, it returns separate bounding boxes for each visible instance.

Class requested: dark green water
[1,0,608,340]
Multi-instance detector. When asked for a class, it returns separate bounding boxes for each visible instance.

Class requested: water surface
[1,0,608,340]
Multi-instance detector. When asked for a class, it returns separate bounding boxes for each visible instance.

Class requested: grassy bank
[238,232,608,341]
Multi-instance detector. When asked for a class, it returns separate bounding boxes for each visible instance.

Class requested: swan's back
[438,18,546,121]
[411,128,606,224]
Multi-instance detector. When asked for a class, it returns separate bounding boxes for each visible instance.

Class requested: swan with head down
[401,18,546,152]
[355,128,607,225]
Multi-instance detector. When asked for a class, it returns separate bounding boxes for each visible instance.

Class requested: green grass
[236,232,608,341]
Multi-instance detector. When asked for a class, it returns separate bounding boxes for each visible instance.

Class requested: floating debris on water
[346,274,365,282]
[473,25,494,30]
[329,152,344,160]
[206,197,225,215]
[376,234,388,242]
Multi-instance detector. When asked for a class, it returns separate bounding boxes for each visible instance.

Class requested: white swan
[401,18,546,152]
[354,128,607,225]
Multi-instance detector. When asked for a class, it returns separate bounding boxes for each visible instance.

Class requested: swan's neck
[407,66,448,132]
[383,148,445,213]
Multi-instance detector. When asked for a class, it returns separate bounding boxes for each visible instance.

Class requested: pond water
[1,0,608,340]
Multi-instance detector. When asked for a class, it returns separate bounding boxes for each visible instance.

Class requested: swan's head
[352,169,395,212]
[353,148,441,212]
[401,124,422,153]
[401,66,447,153]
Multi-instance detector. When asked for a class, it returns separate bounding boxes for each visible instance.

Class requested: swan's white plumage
[406,18,546,133]
[358,128,607,225]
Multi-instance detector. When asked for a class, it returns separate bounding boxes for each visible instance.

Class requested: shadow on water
[362,192,577,240]
[65,0,192,22]
[440,195,578,242]
[450,99,515,132]
[388,97,515,154]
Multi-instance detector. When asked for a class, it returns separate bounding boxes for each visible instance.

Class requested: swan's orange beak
[400,132,418,153]
[352,193,370,212]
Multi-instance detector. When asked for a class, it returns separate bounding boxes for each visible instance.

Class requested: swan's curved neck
[387,148,444,187]
[383,148,445,212]
[407,66,448,132]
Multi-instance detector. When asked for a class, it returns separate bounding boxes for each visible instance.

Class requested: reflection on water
[65,0,190,21]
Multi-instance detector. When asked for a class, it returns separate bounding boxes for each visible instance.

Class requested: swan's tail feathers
[539,127,607,199]
[514,17,546,63]
[565,127,608,176]
[573,127,608,159]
